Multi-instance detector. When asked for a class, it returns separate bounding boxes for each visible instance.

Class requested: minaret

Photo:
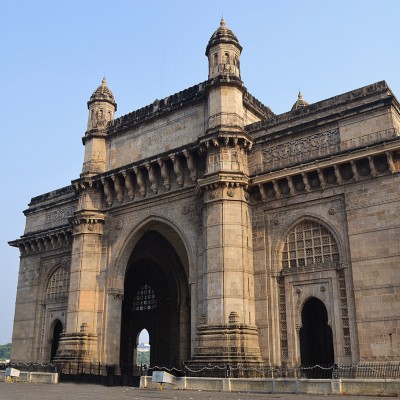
[191,20,262,373]
[81,78,117,176]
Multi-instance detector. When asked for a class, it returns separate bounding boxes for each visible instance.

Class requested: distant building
[137,343,150,352]
[10,19,400,375]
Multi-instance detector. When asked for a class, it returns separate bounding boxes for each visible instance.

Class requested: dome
[88,77,116,108]
[291,91,308,111]
[206,18,242,55]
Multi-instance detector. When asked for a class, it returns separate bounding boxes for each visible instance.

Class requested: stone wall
[107,102,207,171]
[345,173,400,361]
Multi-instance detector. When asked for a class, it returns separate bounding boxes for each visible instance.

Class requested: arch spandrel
[107,215,194,291]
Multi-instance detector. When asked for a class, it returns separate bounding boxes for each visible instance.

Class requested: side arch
[38,263,70,362]
[271,214,353,366]
[271,213,346,274]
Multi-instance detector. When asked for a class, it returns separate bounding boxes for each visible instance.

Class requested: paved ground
[0,382,398,400]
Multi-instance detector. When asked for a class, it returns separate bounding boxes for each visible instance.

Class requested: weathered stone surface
[9,19,400,374]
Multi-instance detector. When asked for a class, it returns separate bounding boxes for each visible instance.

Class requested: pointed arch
[46,265,70,301]
[272,214,345,274]
[108,215,194,291]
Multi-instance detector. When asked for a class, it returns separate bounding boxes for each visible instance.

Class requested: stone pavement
[0,382,398,400]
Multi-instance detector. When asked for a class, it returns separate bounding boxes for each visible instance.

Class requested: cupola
[291,91,308,111]
[86,78,117,131]
[206,18,242,80]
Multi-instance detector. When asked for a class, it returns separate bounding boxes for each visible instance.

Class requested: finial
[220,16,226,27]
[102,76,106,86]
[298,90,303,100]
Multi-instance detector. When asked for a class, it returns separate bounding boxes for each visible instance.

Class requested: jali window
[46,266,70,300]
[281,221,339,269]
[132,284,157,311]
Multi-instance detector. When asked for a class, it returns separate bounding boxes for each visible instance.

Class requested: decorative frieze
[262,129,340,171]
[45,206,76,224]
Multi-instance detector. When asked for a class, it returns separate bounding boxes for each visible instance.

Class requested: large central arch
[119,229,190,373]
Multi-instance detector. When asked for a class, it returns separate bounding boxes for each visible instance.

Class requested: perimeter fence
[1,361,399,384]
[148,362,400,379]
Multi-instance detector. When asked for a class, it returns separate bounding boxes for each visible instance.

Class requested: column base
[53,331,99,369]
[187,323,263,377]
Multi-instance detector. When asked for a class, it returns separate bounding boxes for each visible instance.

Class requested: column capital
[69,210,105,235]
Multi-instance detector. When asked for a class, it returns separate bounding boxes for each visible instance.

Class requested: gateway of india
[10,19,400,373]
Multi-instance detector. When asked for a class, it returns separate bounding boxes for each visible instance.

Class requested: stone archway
[299,297,334,367]
[119,230,190,373]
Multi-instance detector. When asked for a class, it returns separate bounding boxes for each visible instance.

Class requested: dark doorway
[120,230,190,375]
[50,320,63,361]
[300,297,334,370]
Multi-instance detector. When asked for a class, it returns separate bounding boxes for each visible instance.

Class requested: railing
[136,362,400,380]
[2,361,399,383]
[0,362,58,373]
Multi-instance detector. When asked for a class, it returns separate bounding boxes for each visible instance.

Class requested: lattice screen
[132,284,157,311]
[46,266,70,300]
[282,221,339,269]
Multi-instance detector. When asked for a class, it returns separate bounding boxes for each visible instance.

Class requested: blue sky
[1,0,399,345]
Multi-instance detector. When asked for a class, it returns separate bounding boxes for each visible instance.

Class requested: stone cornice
[70,143,205,209]
[9,225,72,256]
[196,172,250,195]
[252,144,400,202]
[243,90,274,120]
[107,82,207,136]
[28,185,76,207]
[205,75,244,93]
[247,81,394,138]
[198,129,253,153]
[69,210,105,235]
[82,129,107,145]
[252,132,400,186]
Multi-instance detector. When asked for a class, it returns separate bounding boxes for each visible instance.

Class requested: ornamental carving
[182,203,202,215]
[227,188,235,197]
[46,206,76,224]
[262,129,340,169]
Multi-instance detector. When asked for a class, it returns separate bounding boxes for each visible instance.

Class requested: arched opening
[50,320,63,361]
[136,329,150,365]
[224,52,230,64]
[120,230,190,374]
[300,297,334,368]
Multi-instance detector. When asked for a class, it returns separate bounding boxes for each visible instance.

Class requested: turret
[291,91,309,111]
[204,19,245,134]
[86,77,117,131]
[206,18,242,80]
[81,78,117,177]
